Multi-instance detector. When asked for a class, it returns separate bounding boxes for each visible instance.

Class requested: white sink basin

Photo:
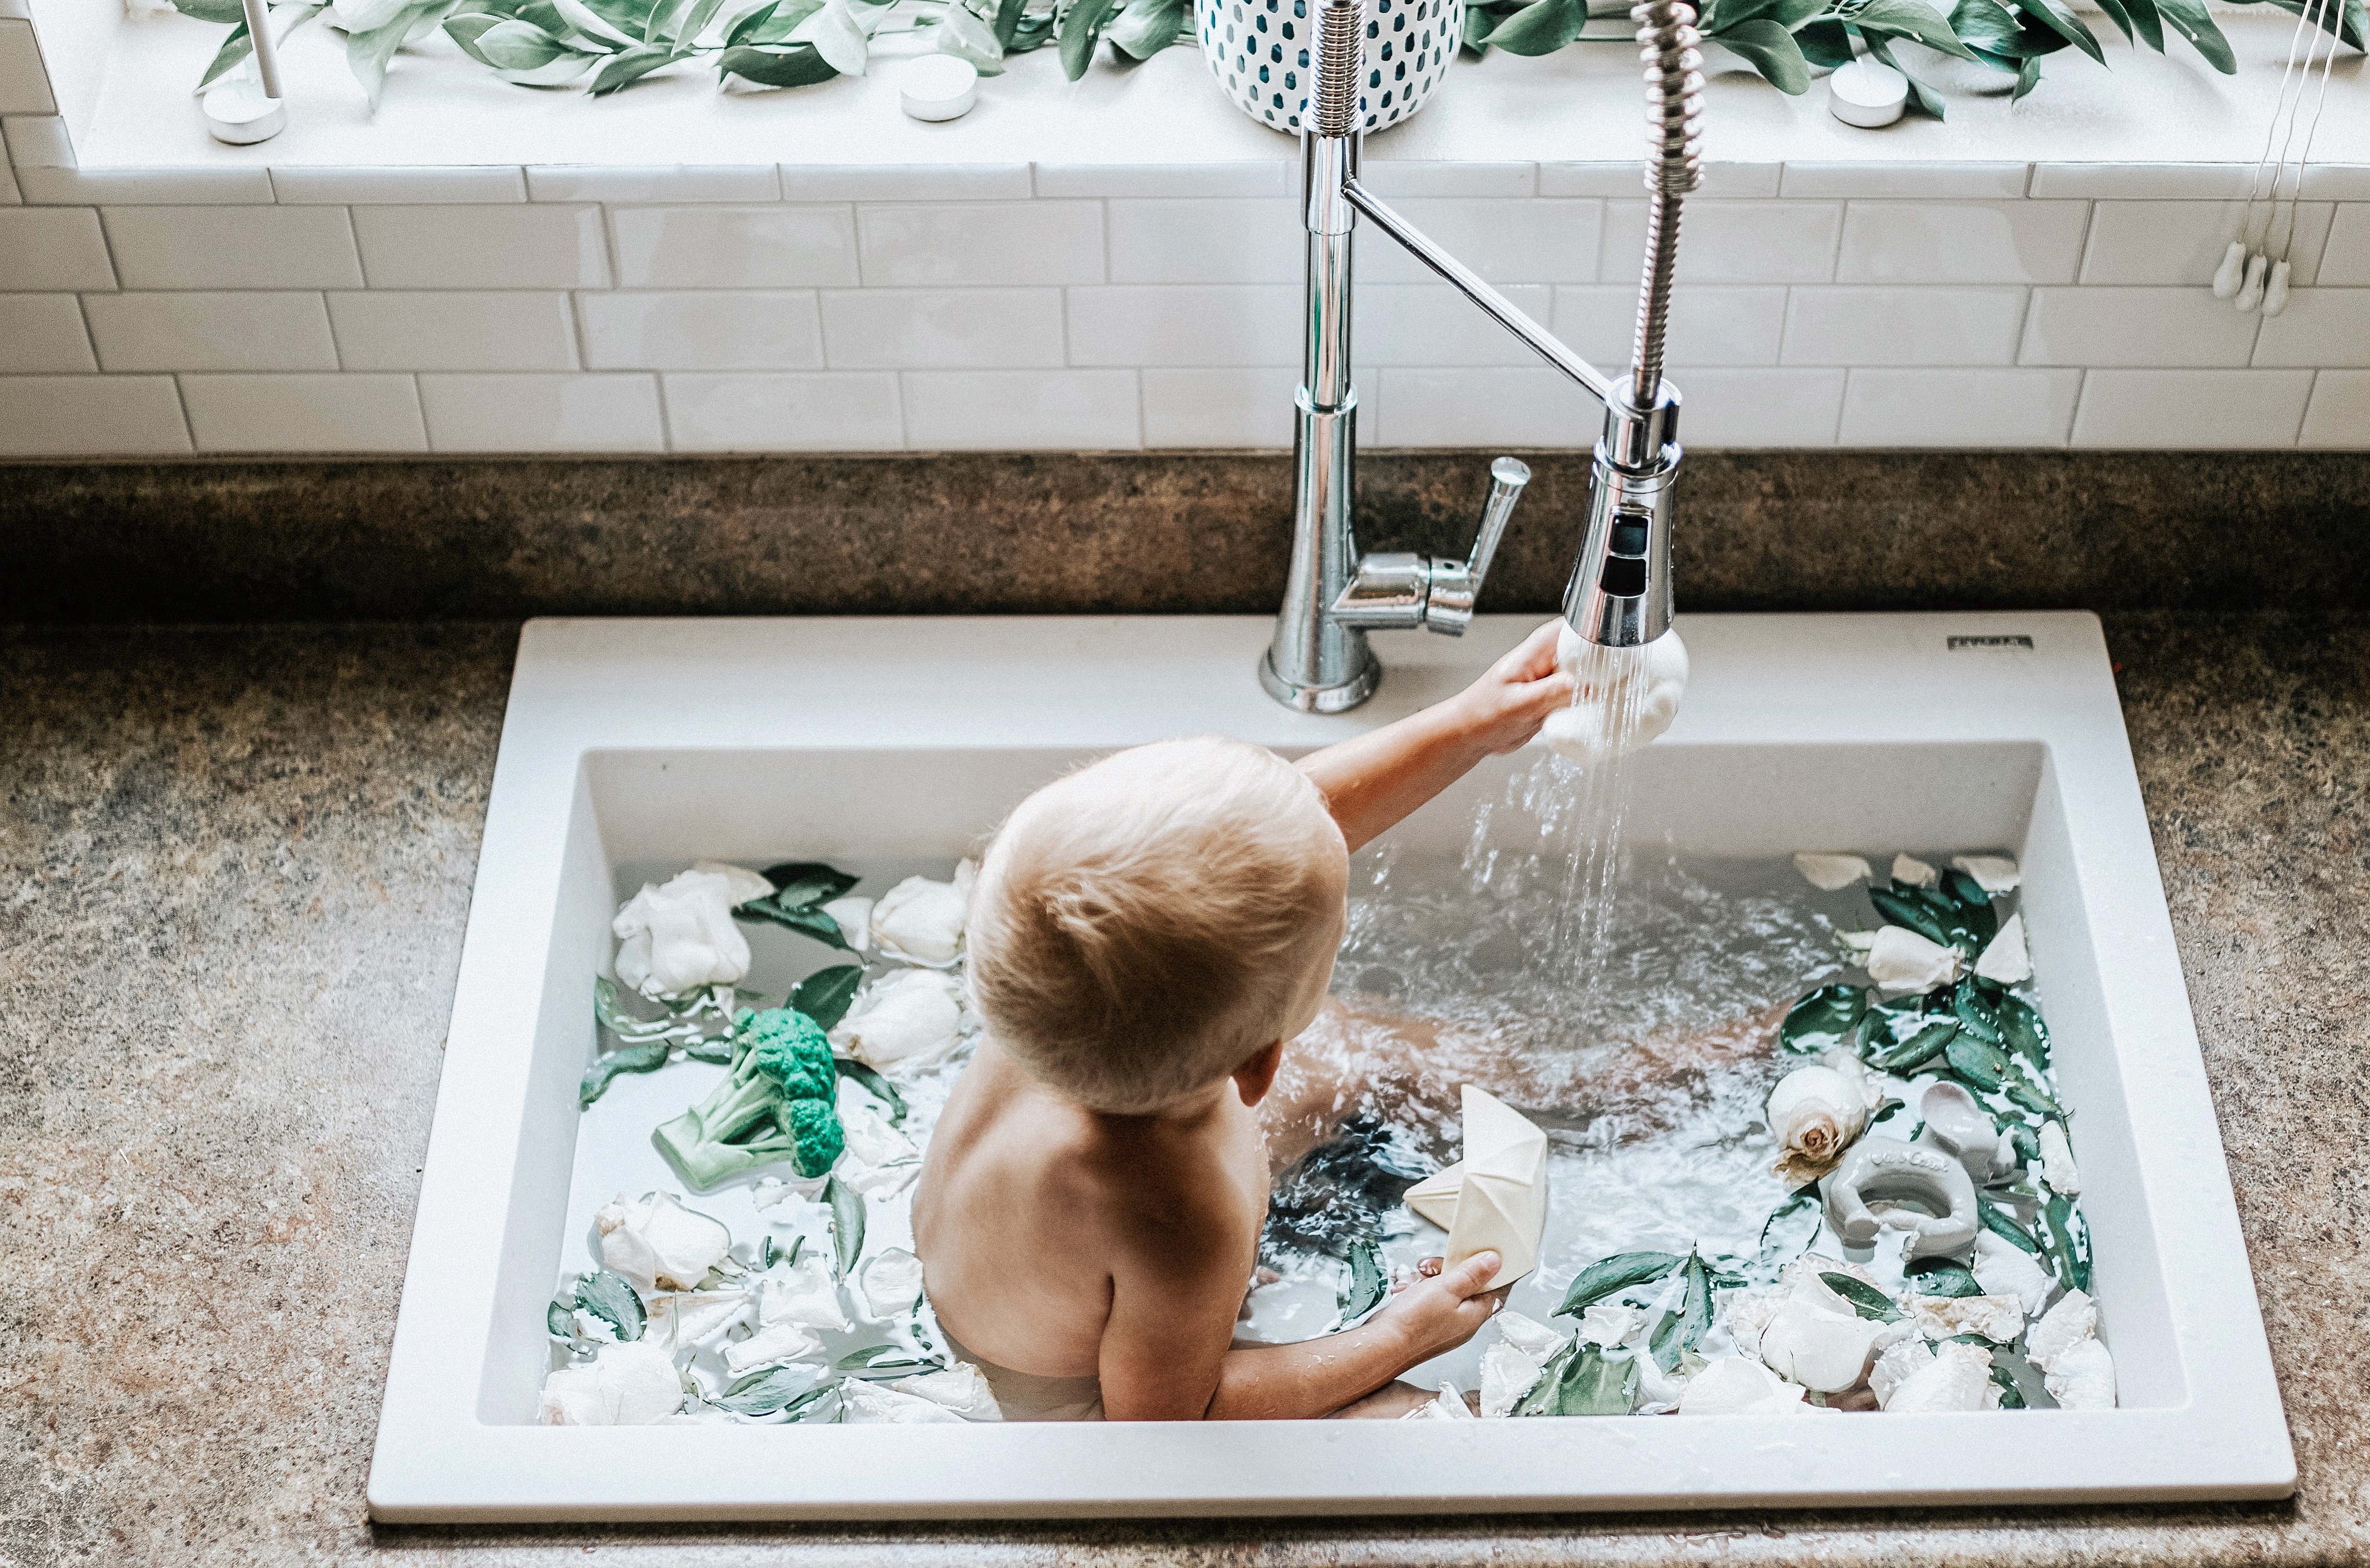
[368,612,2292,1521]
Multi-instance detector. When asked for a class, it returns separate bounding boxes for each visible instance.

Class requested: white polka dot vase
[1195,0,1462,135]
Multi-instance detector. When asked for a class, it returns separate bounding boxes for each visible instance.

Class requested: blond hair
[967,737,1348,1114]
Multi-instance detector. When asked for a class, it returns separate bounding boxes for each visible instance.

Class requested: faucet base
[1258,640,1380,713]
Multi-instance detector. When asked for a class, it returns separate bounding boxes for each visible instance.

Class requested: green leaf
[1852,0,1979,55]
[1103,0,1184,55]
[1951,979,2004,1045]
[1978,1194,2042,1254]
[1989,1361,2027,1408]
[1006,5,1056,47]
[1510,1339,1580,1416]
[579,1040,671,1105]
[939,0,1008,66]
[737,896,852,948]
[196,19,255,91]
[1056,0,1123,77]
[1552,1343,1639,1415]
[713,1363,827,1415]
[715,36,834,80]
[1944,1029,2012,1091]
[1948,0,2026,51]
[547,1298,578,1337]
[834,1057,908,1124]
[548,0,641,41]
[1337,1239,1386,1326]
[1869,885,1953,947]
[1871,1017,1957,1074]
[1905,1258,1985,1297]
[2244,0,2365,49]
[682,1037,735,1065]
[825,1173,866,1277]
[789,965,865,1032]
[1997,994,2052,1070]
[1794,17,1855,62]
[2151,0,2231,67]
[1484,0,1589,52]
[1819,1270,1904,1322]
[575,1268,647,1341]
[2007,0,2103,62]
[834,1342,940,1376]
[1709,16,1810,90]
[588,41,679,90]
[2003,1072,2065,1120]
[1554,1250,1684,1317]
[348,2,445,112]
[2012,51,2043,94]
[452,14,573,64]
[991,0,1029,43]
[2039,1193,2092,1292]
[1780,983,1868,1054]
[1757,1187,1823,1259]
[174,0,249,21]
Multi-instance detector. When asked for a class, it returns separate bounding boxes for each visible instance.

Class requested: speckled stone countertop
[2,613,2364,1568]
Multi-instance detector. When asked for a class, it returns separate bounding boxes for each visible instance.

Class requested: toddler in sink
[910,620,1576,1420]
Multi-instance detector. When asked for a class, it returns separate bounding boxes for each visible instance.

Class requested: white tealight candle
[1828,57,1908,128]
[900,56,979,122]
[202,77,286,145]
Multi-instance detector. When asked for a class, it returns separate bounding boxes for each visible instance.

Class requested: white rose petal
[893,1361,1004,1420]
[820,895,874,954]
[750,1175,829,1213]
[1676,1357,1816,1416]
[1972,1230,2057,1317]
[2044,1335,2117,1409]
[843,1103,919,1168]
[1793,852,1873,892]
[1891,853,1940,888]
[1865,925,1964,991]
[1906,1293,2025,1344]
[839,1378,965,1423]
[1478,1341,1548,1417]
[1767,1062,1874,1184]
[612,869,752,996]
[1756,1301,1885,1393]
[647,1289,752,1350]
[861,1247,926,1318]
[1541,625,1690,765]
[870,865,973,967]
[1723,1286,1782,1360]
[2025,1289,2099,1373]
[722,1319,826,1377]
[831,968,965,1067]
[2038,1118,2081,1195]
[1883,1339,1994,1413]
[1974,912,2032,985]
[1868,1337,1929,1408]
[1575,1301,1644,1349]
[596,1191,733,1295]
[1491,1309,1565,1363]
[760,1254,852,1333]
[538,1339,685,1426]
[1631,1347,1688,1415]
[691,859,776,907]
[1951,855,2022,894]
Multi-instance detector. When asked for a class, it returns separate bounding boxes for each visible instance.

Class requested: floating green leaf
[1337,1239,1386,1326]
[1944,1030,2012,1092]
[1757,1187,1823,1259]
[737,897,853,949]
[1977,1194,2042,1254]
[1872,1018,1958,1074]
[683,1037,735,1066]
[575,1268,646,1341]
[791,965,866,1032]
[1951,980,2004,1044]
[547,1298,578,1338]
[1510,1339,1579,1416]
[1819,1271,1904,1322]
[1997,994,2052,1070]
[757,860,860,910]
[2003,1072,2065,1120]
[1990,1361,2028,1408]
[1551,1343,1639,1415]
[713,1364,828,1415]
[579,1040,671,1106]
[1780,983,1868,1054]
[1869,885,1953,947]
[2038,1194,2092,1293]
[1905,1258,1984,1298]
[826,1173,866,1278]
[834,1056,908,1125]
[1555,1250,1684,1319]
[835,1342,941,1378]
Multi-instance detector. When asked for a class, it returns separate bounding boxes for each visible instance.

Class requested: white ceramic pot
[1194,0,1462,135]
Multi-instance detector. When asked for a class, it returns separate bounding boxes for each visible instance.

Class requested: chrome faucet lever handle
[1423,455,1532,636]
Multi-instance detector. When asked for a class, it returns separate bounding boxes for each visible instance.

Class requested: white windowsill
[25,0,2370,178]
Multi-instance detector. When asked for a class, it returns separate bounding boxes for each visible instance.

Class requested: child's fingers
[1437,1250,1503,1298]
[1498,619,1566,682]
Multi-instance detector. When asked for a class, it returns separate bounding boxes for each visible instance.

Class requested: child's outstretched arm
[1299,618,1574,853]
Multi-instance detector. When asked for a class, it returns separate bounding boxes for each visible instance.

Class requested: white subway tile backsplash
[1550,284,1787,366]
[579,290,823,370]
[1034,163,1292,199]
[858,201,1103,286]
[1601,200,1841,284]
[1,111,68,165]
[272,167,527,203]
[820,287,1065,369]
[1779,163,2028,200]
[354,205,607,288]
[0,207,111,289]
[0,20,54,115]
[1364,198,1599,285]
[1359,281,1554,365]
[104,206,360,289]
[1,160,17,203]
[2071,369,2312,447]
[85,291,337,372]
[1837,201,2089,285]
[2319,205,2370,286]
[181,371,428,451]
[1838,368,2080,447]
[1359,162,1536,198]
[1066,284,1298,367]
[784,164,1032,201]
[2027,164,2251,200]
[2082,201,2332,287]
[0,293,91,371]
[2300,370,2370,447]
[1661,367,1845,447]
[328,290,579,370]
[0,374,187,454]
[1141,366,1299,447]
[527,165,780,203]
[1541,163,1779,198]
[20,167,276,204]
[1783,286,2026,366]
[418,372,664,451]
[611,205,858,288]
[901,369,1139,449]
[1372,366,1595,447]
[2019,287,2259,367]
[1107,198,1299,284]
[2254,290,2370,368]
[2298,167,2370,201]
[663,370,903,450]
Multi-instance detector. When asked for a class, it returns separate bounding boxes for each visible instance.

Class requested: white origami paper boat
[1402,1085,1550,1284]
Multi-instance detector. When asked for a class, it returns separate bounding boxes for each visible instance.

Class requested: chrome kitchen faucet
[1260,0,1706,712]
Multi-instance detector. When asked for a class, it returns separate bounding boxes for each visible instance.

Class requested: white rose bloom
[1576,1301,1644,1349]
[538,1339,685,1426]
[722,1319,825,1377]
[831,968,965,1067]
[1891,853,1940,888]
[1882,1338,1995,1413]
[2038,1118,2081,1195]
[1972,1230,2057,1316]
[2044,1335,2117,1409]
[691,859,776,907]
[1793,852,1872,891]
[821,895,874,953]
[1676,1357,1817,1416]
[1767,1059,1874,1185]
[870,862,974,967]
[596,1191,733,1295]
[1974,912,2032,985]
[860,1247,926,1318]
[2025,1289,2099,1372]
[1905,1293,2025,1344]
[1540,624,1690,765]
[893,1363,1004,1420]
[1951,855,2021,893]
[612,868,752,996]
[760,1253,852,1333]
[1865,925,1963,991]
[840,1378,966,1423]
[1478,1341,1548,1417]
[646,1289,752,1350]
